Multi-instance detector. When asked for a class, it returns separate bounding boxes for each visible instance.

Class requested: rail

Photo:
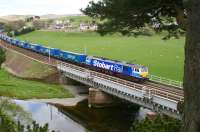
[149,74,183,88]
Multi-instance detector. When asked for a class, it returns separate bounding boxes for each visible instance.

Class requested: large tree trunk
[184,0,200,131]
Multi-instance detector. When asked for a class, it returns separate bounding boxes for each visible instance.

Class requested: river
[14,99,151,132]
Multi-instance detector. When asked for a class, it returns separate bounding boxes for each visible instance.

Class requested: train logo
[93,60,123,73]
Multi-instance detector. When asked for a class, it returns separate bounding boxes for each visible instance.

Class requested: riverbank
[0,69,73,99]
[0,44,75,100]
[27,85,89,106]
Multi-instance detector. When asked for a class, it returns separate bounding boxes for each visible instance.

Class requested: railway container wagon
[19,41,31,49]
[30,44,42,52]
[10,39,16,45]
[1,35,6,41]
[39,46,50,55]
[6,37,12,44]
[60,51,87,63]
[50,48,61,58]
[18,41,25,48]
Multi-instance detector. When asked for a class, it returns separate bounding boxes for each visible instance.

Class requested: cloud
[0,0,93,16]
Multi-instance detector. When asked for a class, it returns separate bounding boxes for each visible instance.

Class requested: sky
[0,0,96,16]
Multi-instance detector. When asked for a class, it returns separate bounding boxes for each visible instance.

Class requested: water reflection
[15,100,86,132]
[15,100,148,132]
[57,100,140,132]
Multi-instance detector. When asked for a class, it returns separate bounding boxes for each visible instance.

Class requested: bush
[0,110,54,132]
[7,32,14,37]
[0,47,6,68]
[14,27,35,36]
[130,115,182,132]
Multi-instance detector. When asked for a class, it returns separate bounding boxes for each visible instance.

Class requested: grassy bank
[5,49,56,79]
[17,31,185,81]
[0,70,73,99]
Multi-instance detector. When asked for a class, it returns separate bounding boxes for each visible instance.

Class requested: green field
[0,70,73,99]
[17,31,185,81]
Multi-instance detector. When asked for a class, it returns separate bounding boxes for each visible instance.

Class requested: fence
[148,74,183,88]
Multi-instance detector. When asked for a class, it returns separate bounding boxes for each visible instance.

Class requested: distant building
[90,24,98,31]
[80,23,98,31]
[80,23,90,30]
[53,20,64,29]
[51,19,73,30]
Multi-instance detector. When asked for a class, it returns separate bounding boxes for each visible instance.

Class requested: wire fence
[148,74,183,88]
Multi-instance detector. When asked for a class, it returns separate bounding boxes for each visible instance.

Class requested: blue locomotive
[86,56,148,80]
[0,34,148,81]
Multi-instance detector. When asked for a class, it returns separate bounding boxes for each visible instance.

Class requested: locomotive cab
[132,65,149,79]
[139,66,148,78]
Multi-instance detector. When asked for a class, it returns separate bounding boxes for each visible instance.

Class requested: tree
[0,47,6,69]
[82,0,186,36]
[82,0,200,131]
[0,22,6,29]
[130,115,181,132]
[33,20,50,29]
[4,20,26,32]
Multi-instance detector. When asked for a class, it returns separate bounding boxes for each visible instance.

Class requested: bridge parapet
[57,62,183,119]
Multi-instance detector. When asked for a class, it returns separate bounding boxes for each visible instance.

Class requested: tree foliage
[130,115,181,132]
[0,98,55,132]
[0,47,6,68]
[33,20,51,30]
[14,27,35,36]
[82,0,186,37]
[4,20,26,32]
[0,111,52,132]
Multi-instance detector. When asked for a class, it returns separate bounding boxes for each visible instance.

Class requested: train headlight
[140,72,148,78]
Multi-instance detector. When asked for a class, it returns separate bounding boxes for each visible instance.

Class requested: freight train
[0,34,149,82]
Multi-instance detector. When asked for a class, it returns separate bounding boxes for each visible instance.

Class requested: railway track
[61,62,184,102]
[0,40,184,102]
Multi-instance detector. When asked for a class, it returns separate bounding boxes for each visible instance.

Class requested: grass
[0,70,73,99]
[6,49,56,78]
[17,31,185,81]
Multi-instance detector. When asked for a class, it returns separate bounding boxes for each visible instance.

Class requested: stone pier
[88,88,116,108]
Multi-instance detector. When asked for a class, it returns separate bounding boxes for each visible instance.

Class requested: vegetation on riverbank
[0,70,73,99]
[0,47,6,68]
[17,31,184,81]
[130,115,181,132]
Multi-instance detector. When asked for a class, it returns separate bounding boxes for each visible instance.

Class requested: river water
[14,100,150,132]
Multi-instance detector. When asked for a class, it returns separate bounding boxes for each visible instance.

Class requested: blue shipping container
[61,51,86,63]
[30,44,41,52]
[40,46,50,55]
[23,42,31,49]
[50,48,60,58]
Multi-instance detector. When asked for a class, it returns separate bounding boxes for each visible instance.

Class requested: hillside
[0,15,32,21]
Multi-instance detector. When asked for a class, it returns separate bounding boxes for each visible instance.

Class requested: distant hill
[0,15,33,21]
[0,14,84,21]
[0,18,8,23]
[40,14,67,19]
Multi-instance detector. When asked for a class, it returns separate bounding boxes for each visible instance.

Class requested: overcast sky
[0,0,95,16]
